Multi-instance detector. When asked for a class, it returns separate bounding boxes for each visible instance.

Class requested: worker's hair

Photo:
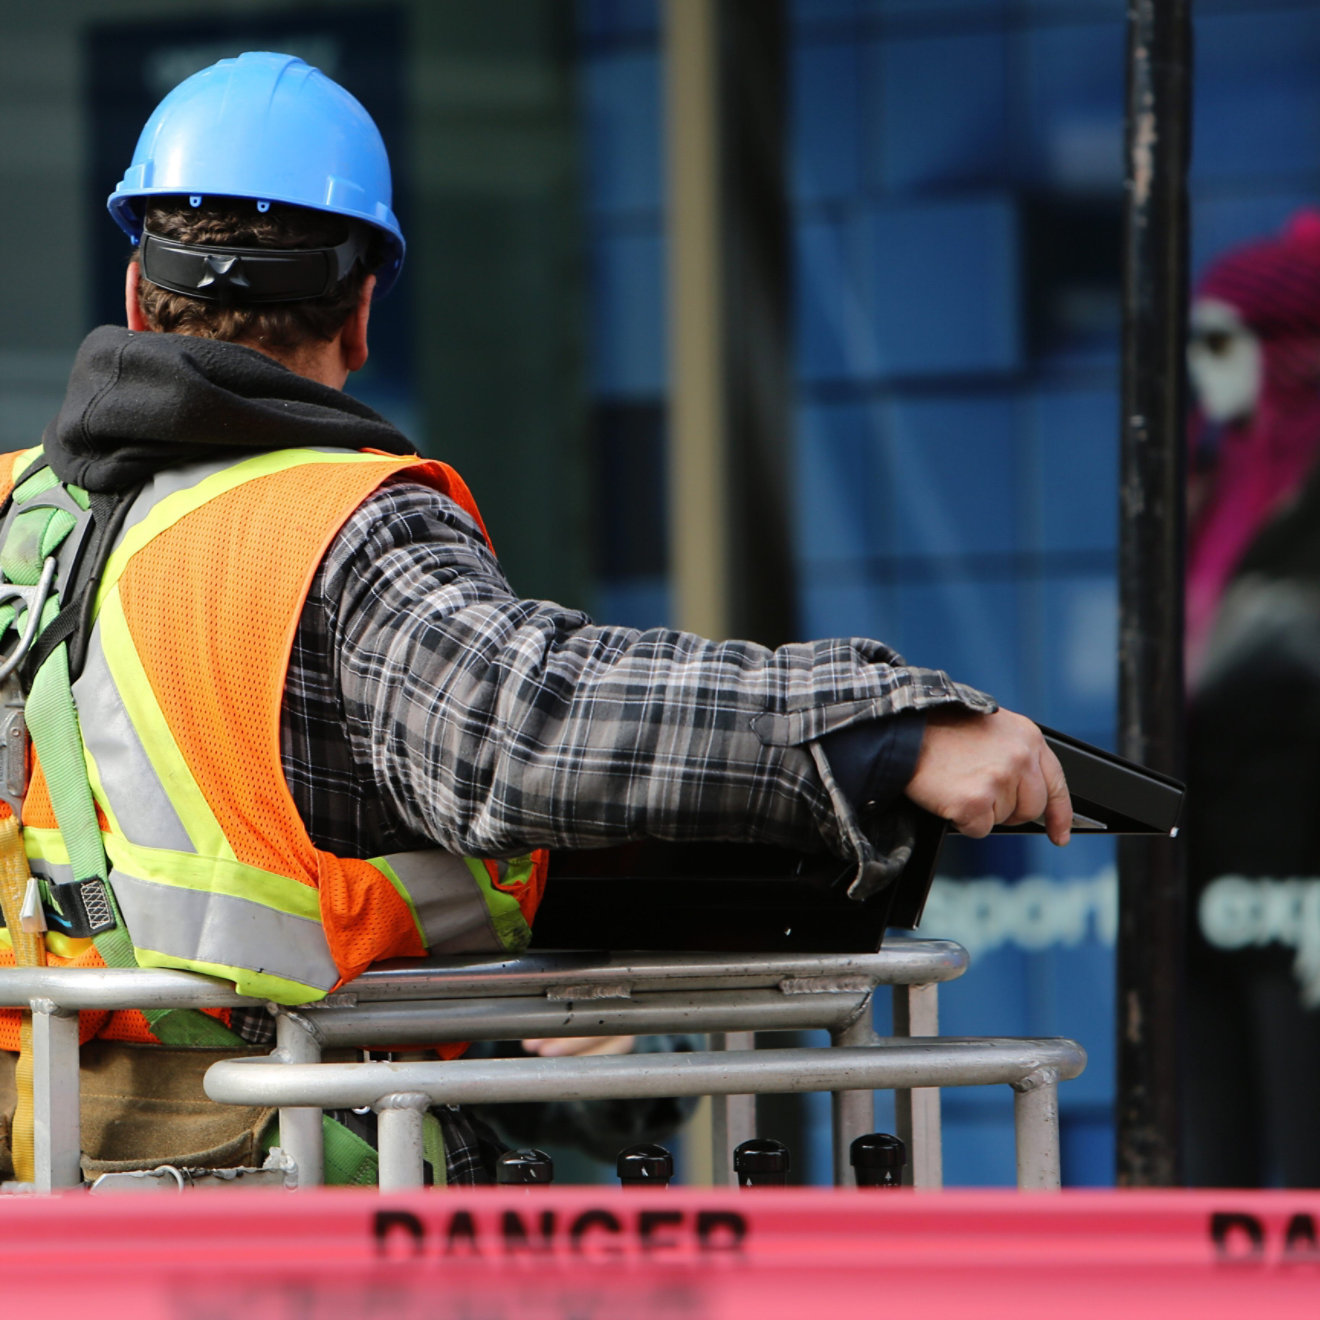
[131,196,383,350]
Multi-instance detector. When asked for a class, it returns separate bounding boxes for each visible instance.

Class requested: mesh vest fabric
[0,446,546,1048]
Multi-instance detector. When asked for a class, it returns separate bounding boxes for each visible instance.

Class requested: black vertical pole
[717,0,802,1165]
[1116,0,1192,1187]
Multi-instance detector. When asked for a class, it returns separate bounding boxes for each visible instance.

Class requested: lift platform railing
[0,938,1085,1194]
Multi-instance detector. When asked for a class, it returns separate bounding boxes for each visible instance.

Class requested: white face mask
[1186,297,1264,424]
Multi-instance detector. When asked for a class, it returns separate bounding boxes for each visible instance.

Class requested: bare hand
[904,708,1072,846]
[520,1035,637,1058]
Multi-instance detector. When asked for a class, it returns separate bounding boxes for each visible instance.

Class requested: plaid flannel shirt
[253,474,993,1180]
[281,475,994,873]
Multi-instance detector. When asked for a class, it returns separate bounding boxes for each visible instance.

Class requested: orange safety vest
[0,445,546,1048]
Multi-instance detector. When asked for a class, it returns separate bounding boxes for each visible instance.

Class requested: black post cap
[617,1143,674,1187]
[850,1132,906,1187]
[733,1137,791,1187]
[495,1148,555,1185]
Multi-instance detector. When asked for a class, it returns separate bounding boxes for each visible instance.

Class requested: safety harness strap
[265,1110,448,1187]
[26,612,108,895]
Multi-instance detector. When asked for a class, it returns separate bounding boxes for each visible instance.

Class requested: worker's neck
[238,337,351,392]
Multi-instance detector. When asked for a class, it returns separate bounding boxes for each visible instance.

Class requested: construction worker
[0,52,1070,1185]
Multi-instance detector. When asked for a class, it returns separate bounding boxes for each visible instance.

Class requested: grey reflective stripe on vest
[108,866,340,993]
[116,455,242,542]
[28,856,74,889]
[380,850,502,954]
[73,620,194,854]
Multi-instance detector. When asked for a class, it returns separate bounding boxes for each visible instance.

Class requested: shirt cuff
[816,711,927,811]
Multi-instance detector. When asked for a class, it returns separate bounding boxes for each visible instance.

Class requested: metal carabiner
[0,555,59,684]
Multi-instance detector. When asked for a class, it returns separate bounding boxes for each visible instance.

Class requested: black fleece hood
[44,326,414,493]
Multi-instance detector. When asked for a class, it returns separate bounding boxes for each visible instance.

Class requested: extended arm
[296,479,1067,885]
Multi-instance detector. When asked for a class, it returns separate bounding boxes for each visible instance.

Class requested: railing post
[376,1094,430,1191]
[30,1000,81,1191]
[1013,1069,1063,1191]
[709,1031,758,1185]
[830,1013,876,1187]
[274,1011,324,1188]
[893,982,943,1188]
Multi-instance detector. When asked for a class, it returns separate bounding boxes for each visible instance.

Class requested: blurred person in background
[1184,212,1320,1186]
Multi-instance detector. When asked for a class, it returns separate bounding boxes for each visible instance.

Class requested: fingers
[1000,749,1048,829]
[943,718,1038,837]
[1039,743,1073,847]
[521,1035,636,1058]
[996,741,1071,846]
[905,708,1073,846]
[949,794,997,839]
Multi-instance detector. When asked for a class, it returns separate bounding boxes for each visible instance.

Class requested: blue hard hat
[107,52,405,297]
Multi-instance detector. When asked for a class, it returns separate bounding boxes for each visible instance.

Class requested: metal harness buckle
[0,555,58,687]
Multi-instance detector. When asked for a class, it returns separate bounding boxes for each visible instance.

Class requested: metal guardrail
[0,938,1086,1194]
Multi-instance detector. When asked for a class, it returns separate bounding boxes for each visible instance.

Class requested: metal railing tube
[893,981,943,1188]
[0,967,252,1011]
[340,941,970,1002]
[206,1039,1086,1111]
[294,989,869,1047]
[0,942,970,1013]
[709,1031,758,1186]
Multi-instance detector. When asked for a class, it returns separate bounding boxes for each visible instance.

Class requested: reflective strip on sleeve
[466,856,537,953]
[373,850,505,953]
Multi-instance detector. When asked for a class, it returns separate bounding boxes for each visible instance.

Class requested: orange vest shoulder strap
[113,451,473,886]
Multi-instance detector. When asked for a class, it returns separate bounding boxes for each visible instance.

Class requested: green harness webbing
[0,461,239,1048]
[261,1111,448,1187]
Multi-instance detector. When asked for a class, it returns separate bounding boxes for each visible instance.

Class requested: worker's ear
[124,260,149,332]
[339,275,374,375]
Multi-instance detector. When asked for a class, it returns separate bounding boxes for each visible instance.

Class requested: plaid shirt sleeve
[292,477,995,886]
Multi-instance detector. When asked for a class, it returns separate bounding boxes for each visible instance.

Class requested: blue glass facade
[577,0,1320,1183]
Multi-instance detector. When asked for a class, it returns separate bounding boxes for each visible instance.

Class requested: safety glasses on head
[138,227,374,305]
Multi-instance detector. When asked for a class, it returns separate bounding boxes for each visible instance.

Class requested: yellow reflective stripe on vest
[96,448,394,607]
[26,816,333,1001]
[104,834,335,999]
[464,856,536,952]
[0,928,92,959]
[104,836,320,921]
[88,587,236,862]
[76,625,192,853]
[24,825,70,867]
[131,947,326,1005]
